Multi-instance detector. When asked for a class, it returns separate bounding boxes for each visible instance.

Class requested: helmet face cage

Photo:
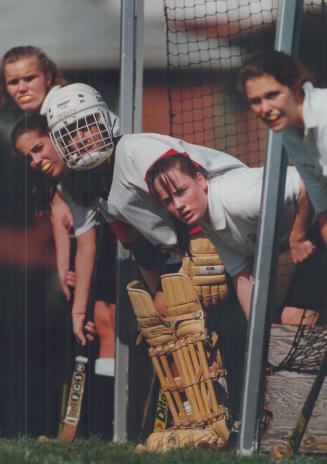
[50,108,114,171]
[46,83,116,170]
[50,106,114,175]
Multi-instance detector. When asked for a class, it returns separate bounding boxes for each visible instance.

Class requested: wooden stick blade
[58,355,88,443]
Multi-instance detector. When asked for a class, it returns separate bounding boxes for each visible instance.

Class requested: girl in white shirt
[11,114,119,371]
[3,48,117,374]
[239,50,327,248]
[146,153,319,325]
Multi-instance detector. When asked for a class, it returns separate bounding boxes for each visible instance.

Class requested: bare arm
[50,192,75,300]
[289,180,316,263]
[233,266,254,320]
[72,227,97,345]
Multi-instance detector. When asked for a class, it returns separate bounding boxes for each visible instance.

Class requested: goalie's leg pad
[127,280,174,346]
[127,280,188,426]
[127,274,231,442]
[161,274,230,434]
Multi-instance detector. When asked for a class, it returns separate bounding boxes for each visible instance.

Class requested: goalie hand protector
[181,228,228,307]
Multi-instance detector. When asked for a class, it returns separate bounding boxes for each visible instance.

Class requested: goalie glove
[181,227,228,307]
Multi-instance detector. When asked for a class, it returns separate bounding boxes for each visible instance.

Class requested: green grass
[0,438,326,464]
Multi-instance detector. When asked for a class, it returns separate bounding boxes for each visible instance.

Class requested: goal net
[163,0,327,373]
[164,0,327,167]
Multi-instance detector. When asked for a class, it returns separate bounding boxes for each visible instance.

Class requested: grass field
[0,438,326,464]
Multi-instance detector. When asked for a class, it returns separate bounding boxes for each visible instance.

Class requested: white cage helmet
[46,83,115,171]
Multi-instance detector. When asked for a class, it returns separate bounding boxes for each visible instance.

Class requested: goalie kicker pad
[135,426,227,453]
[181,232,228,307]
[127,273,230,446]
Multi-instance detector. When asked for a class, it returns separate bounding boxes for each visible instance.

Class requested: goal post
[114,0,144,442]
[237,0,304,454]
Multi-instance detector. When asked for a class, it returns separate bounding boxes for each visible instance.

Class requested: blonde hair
[1,45,67,110]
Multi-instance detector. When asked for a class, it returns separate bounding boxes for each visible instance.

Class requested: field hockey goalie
[127,269,232,452]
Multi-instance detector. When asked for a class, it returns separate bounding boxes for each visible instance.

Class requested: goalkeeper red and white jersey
[65,132,245,248]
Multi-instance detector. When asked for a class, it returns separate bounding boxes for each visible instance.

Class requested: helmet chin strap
[111,118,118,134]
[68,148,113,171]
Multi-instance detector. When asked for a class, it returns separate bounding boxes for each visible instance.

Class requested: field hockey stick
[153,385,169,433]
[57,234,77,438]
[37,232,77,444]
[271,348,327,459]
[58,220,105,443]
[137,372,169,442]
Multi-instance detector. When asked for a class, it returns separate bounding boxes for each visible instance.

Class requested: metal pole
[237,0,303,454]
[134,0,144,133]
[114,0,144,442]
[119,0,135,132]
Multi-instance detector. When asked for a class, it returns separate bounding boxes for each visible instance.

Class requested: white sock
[94,358,115,377]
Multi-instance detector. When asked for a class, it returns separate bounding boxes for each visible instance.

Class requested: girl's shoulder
[304,83,327,117]
[209,167,263,210]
